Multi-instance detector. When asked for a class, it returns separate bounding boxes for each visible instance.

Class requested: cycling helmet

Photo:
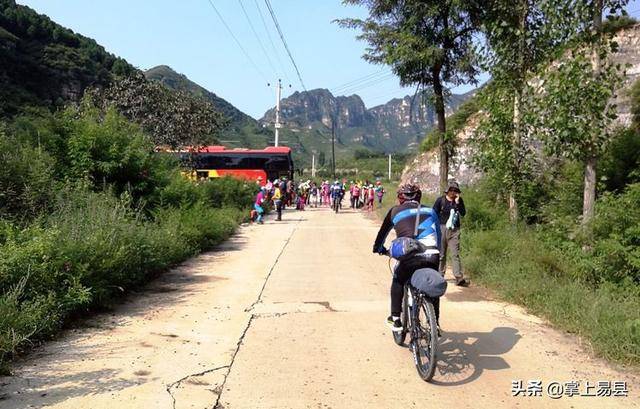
[397,183,421,203]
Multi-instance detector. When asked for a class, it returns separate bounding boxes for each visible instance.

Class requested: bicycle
[384,252,439,382]
[332,195,341,213]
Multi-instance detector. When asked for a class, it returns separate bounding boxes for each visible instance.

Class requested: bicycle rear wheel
[410,295,438,381]
[392,284,409,346]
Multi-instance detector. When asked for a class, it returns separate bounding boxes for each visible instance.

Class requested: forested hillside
[0,2,254,372]
[145,65,273,149]
[0,0,135,116]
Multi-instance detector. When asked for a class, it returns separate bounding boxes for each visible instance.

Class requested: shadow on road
[431,326,521,386]
[0,367,150,408]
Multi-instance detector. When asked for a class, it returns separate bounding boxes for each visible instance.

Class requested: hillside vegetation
[0,106,255,373]
[0,1,257,373]
[0,0,135,116]
[449,23,640,366]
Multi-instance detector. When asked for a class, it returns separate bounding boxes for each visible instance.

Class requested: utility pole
[274,79,282,147]
[388,153,392,181]
[311,154,316,178]
[331,116,336,179]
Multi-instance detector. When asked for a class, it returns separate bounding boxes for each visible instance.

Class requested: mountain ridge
[260,87,474,152]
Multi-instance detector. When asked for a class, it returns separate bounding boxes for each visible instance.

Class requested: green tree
[479,0,570,221]
[87,73,227,148]
[338,0,481,193]
[531,0,627,226]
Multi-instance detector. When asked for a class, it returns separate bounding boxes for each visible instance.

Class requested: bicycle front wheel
[411,296,438,382]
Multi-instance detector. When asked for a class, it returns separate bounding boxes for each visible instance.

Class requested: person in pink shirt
[254,187,266,224]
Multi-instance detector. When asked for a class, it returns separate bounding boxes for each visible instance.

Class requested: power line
[333,73,396,95]
[331,72,394,95]
[330,69,390,92]
[253,0,292,84]
[264,0,307,91]
[237,0,277,77]
[206,0,268,83]
[366,87,410,103]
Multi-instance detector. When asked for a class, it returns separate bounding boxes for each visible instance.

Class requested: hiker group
[251,178,387,222]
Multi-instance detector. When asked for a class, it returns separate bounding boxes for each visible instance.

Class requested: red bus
[176,146,295,183]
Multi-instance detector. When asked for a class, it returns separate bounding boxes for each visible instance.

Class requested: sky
[17,1,640,119]
[15,0,482,119]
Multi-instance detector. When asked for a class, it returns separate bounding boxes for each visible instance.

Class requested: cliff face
[260,89,473,153]
[401,23,640,193]
[401,114,482,193]
[610,25,640,126]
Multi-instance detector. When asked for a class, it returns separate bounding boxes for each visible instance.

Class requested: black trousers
[391,255,440,323]
[275,200,282,220]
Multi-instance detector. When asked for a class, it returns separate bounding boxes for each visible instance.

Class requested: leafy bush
[0,125,57,219]
[0,107,252,370]
[0,187,246,369]
[463,226,640,365]
[459,187,506,231]
[599,127,640,193]
[158,174,254,210]
[461,185,640,365]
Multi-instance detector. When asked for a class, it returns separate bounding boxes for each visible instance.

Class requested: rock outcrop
[260,88,474,153]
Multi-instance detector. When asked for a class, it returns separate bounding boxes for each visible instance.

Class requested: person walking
[254,187,266,224]
[375,181,385,207]
[366,184,375,212]
[272,181,283,221]
[351,183,360,209]
[309,182,319,208]
[433,181,469,286]
[279,178,288,209]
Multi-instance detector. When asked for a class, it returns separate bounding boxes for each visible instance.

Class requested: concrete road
[0,206,638,408]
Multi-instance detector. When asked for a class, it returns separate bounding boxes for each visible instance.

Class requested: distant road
[1,207,638,408]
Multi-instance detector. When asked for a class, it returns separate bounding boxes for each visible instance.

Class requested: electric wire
[206,0,268,83]
[332,73,395,95]
[366,87,410,104]
[237,0,278,77]
[264,0,307,90]
[333,72,396,95]
[330,69,391,92]
[253,0,292,84]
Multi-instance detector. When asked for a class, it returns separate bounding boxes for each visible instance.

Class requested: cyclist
[330,180,344,211]
[372,184,442,333]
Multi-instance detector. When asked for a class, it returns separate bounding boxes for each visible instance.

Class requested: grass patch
[463,227,640,365]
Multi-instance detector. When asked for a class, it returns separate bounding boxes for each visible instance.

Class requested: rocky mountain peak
[260,88,473,152]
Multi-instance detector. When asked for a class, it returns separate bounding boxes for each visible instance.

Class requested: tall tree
[531,0,628,226]
[86,73,227,148]
[338,0,481,193]
[479,0,571,221]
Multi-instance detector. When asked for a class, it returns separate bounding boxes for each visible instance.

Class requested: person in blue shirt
[373,184,442,332]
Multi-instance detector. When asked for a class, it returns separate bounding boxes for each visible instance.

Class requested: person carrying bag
[433,181,469,287]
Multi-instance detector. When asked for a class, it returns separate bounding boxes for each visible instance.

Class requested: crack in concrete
[212,314,255,409]
[166,365,229,409]
[213,217,301,409]
[244,216,301,313]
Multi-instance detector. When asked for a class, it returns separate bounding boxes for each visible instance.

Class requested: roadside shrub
[462,227,640,365]
[66,107,161,199]
[0,127,57,219]
[0,103,254,370]
[599,128,640,193]
[460,187,506,231]
[0,187,247,367]
[158,175,255,210]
